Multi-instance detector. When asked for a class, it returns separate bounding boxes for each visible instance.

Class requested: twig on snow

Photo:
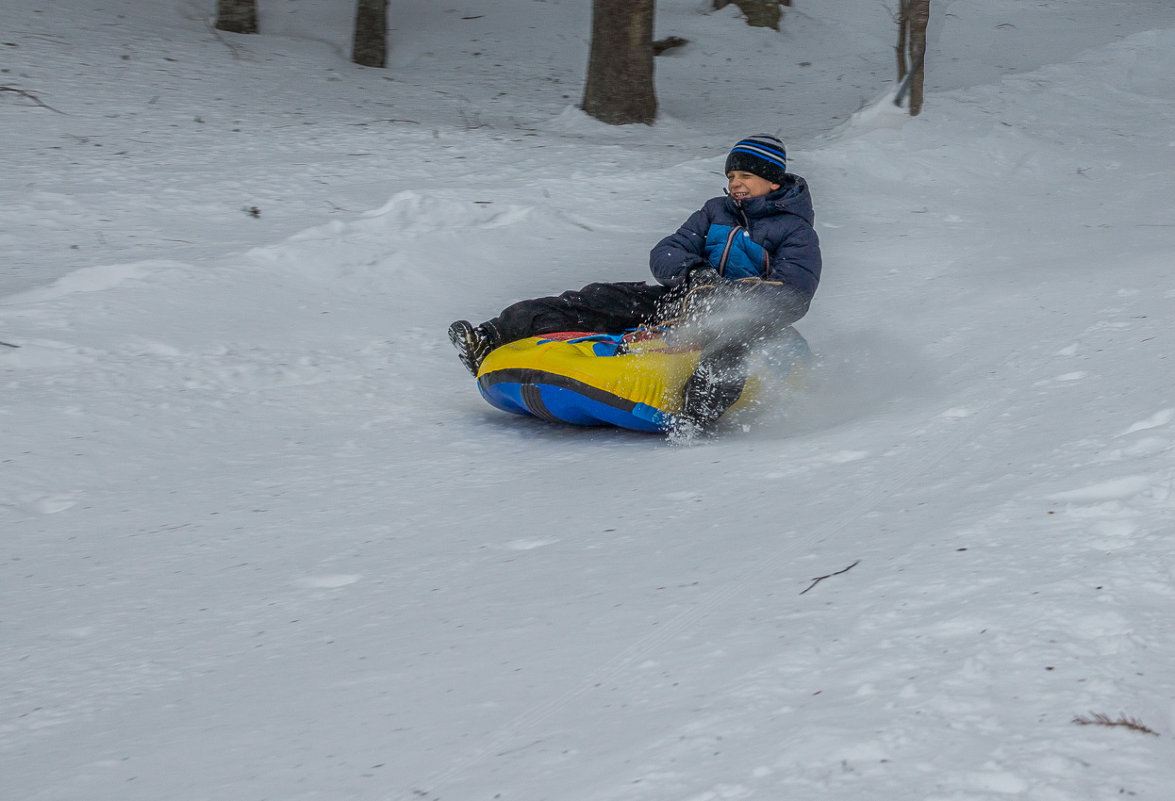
[800,559,860,595]
[1,86,66,114]
[1073,712,1159,736]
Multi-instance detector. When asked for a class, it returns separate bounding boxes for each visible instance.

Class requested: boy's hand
[678,268,730,318]
[687,267,722,291]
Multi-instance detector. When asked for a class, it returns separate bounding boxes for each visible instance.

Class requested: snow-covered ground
[4,1,1175,799]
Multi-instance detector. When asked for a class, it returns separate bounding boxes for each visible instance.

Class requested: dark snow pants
[482,278,807,351]
[482,278,807,342]
[481,281,677,345]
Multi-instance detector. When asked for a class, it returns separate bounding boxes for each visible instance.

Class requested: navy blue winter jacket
[649,174,821,304]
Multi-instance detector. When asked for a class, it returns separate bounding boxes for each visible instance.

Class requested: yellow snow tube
[474,328,809,432]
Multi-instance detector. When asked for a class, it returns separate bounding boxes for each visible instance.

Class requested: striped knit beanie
[725,134,787,184]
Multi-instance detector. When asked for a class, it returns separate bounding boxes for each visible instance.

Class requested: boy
[449,134,821,433]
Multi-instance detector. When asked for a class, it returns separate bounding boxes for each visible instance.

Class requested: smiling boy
[649,134,820,298]
[449,133,822,434]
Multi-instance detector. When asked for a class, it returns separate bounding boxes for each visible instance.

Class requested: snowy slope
[4,1,1175,800]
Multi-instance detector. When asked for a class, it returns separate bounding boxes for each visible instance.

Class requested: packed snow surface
[3,1,1175,799]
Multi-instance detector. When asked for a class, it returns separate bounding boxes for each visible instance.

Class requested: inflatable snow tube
[475,328,811,432]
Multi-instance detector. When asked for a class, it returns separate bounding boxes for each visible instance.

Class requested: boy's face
[727,170,780,200]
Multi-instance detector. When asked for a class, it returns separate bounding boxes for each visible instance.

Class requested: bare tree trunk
[714,0,783,31]
[353,0,388,68]
[896,0,910,81]
[895,0,929,116]
[215,0,258,35]
[907,0,929,116]
[581,0,657,126]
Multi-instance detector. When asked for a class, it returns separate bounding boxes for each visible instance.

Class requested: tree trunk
[895,0,929,116]
[714,0,782,31]
[352,0,388,68]
[907,0,929,116]
[215,0,258,35]
[896,0,910,81]
[581,0,657,126]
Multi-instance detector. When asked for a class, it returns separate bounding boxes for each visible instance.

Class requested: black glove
[675,267,726,319]
[686,266,722,291]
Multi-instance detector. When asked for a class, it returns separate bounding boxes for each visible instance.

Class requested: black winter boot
[672,354,748,437]
[448,320,497,377]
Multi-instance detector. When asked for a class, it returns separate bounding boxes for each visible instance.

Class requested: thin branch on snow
[800,559,861,595]
[1073,712,1160,736]
[1,86,66,114]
